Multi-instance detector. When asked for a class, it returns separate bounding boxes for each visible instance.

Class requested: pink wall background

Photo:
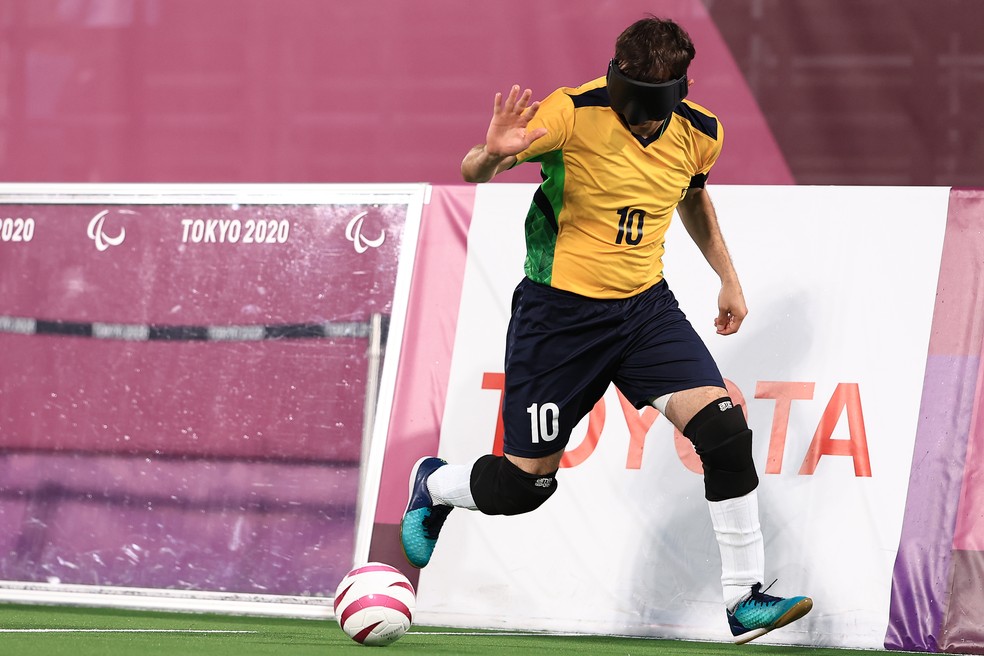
[0,0,792,185]
[2,1,979,187]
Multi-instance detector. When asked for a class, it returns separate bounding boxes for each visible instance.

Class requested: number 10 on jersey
[615,207,646,245]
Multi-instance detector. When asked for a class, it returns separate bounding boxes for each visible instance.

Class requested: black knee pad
[470,454,558,516]
[683,398,759,502]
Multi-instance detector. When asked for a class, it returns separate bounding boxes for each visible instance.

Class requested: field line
[0,629,256,634]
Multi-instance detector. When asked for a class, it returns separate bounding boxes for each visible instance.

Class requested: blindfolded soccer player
[401,15,812,644]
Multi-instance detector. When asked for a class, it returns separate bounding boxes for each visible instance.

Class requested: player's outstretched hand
[486,85,548,158]
[715,283,747,335]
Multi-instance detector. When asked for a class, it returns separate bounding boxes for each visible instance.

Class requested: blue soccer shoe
[400,456,452,569]
[727,582,813,644]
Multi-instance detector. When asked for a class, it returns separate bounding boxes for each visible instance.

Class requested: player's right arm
[461,85,548,183]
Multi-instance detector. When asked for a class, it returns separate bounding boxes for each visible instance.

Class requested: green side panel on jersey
[523,150,565,285]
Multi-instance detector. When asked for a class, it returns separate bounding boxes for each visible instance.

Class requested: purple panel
[886,189,984,652]
[885,355,979,652]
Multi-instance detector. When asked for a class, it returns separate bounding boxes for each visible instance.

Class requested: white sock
[426,463,478,510]
[708,490,764,611]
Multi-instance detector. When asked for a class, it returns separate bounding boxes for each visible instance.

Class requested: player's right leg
[401,278,618,568]
[400,456,457,569]
[400,451,564,568]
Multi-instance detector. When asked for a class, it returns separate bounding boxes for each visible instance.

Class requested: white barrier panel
[413,184,950,648]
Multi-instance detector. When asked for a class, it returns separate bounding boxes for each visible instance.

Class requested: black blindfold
[606,59,688,124]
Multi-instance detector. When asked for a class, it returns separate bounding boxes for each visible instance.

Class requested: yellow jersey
[514,75,723,299]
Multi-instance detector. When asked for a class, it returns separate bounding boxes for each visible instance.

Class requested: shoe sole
[400,456,435,569]
[733,597,813,645]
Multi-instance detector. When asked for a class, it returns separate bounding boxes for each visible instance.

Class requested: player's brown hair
[614,16,696,83]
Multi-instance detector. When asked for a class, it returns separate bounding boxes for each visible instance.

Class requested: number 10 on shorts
[527,402,560,443]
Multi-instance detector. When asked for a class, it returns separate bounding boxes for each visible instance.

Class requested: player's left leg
[662,385,761,597]
[614,281,811,643]
[664,386,812,644]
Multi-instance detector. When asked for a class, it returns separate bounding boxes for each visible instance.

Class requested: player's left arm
[676,187,747,335]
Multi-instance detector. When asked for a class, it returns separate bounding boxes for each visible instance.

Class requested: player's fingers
[521,100,540,121]
[516,88,533,109]
[503,85,521,112]
[715,312,741,335]
[714,312,731,332]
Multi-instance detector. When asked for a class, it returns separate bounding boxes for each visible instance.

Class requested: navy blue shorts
[502,277,725,458]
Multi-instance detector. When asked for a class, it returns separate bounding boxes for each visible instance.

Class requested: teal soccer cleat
[400,456,452,569]
[727,582,813,644]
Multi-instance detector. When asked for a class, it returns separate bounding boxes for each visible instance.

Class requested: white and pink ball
[333,562,416,646]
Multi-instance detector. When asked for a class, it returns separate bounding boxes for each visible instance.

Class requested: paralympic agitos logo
[87,209,133,252]
[345,211,386,254]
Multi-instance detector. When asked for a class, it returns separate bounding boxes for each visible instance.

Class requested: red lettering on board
[754,382,815,474]
[798,383,872,476]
